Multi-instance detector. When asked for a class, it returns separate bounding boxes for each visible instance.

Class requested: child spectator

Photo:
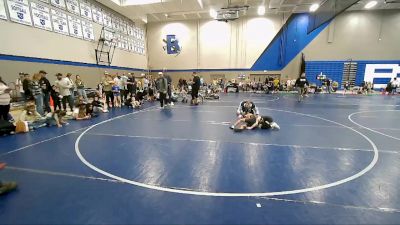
[75,97,90,120]
[46,110,67,127]
[18,101,47,130]
[50,85,62,111]
[92,95,108,114]
[112,83,121,108]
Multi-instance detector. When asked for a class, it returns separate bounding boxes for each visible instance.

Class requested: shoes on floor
[271,122,280,130]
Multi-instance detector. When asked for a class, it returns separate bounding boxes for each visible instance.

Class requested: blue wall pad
[306,60,400,87]
[150,68,251,73]
[0,54,146,71]
[305,61,344,86]
[251,13,330,71]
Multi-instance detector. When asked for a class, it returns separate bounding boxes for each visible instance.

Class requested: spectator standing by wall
[120,73,128,102]
[156,72,168,108]
[101,72,115,108]
[75,75,88,103]
[66,73,75,107]
[55,73,74,112]
[39,70,52,113]
[15,73,25,100]
[0,77,11,121]
[22,73,31,100]
[391,77,399,95]
[127,73,136,97]
[30,73,44,115]
[50,85,62,111]
[191,72,201,105]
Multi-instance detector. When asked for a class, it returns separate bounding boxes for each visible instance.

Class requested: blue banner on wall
[305,61,400,89]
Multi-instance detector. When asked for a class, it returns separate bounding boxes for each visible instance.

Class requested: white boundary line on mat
[6,166,121,183]
[0,126,89,157]
[75,105,379,197]
[348,110,400,142]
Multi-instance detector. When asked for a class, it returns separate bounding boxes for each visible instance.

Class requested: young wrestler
[230,114,280,131]
[230,113,257,131]
[46,110,67,127]
[247,115,280,130]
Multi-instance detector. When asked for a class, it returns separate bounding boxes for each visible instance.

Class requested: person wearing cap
[39,70,52,113]
[55,73,74,112]
[15,73,25,100]
[101,72,115,108]
[156,72,168,108]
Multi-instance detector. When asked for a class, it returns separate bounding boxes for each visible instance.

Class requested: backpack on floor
[0,120,16,135]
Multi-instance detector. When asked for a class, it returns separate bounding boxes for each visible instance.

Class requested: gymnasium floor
[1,93,399,224]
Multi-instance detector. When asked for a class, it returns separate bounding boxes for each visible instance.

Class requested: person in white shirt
[120,73,128,102]
[391,77,399,94]
[0,77,11,121]
[142,74,149,90]
[54,73,74,112]
[15,73,25,99]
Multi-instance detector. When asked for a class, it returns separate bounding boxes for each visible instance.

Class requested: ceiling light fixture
[365,1,378,9]
[257,6,265,15]
[209,9,217,18]
[309,3,319,12]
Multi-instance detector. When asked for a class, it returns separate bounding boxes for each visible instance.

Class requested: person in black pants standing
[127,73,136,97]
[191,72,201,105]
[22,73,31,100]
[156,72,168,108]
[295,73,309,102]
[164,73,173,106]
[39,70,52,113]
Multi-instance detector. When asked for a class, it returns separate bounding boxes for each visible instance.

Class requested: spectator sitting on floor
[125,94,141,108]
[18,100,47,130]
[46,110,67,128]
[85,103,97,118]
[92,95,108,114]
[75,97,90,120]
